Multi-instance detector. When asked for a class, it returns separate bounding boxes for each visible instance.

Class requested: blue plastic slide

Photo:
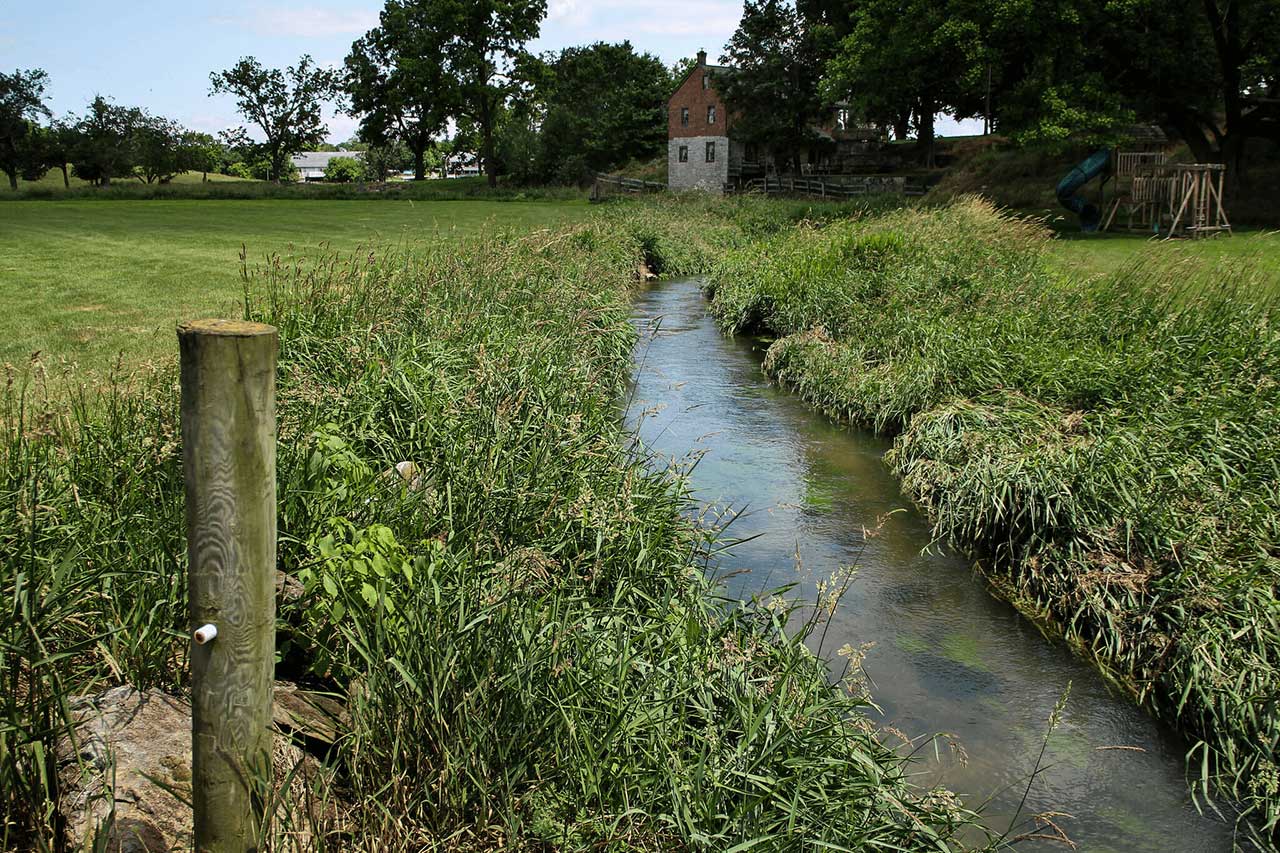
[1055,148,1111,232]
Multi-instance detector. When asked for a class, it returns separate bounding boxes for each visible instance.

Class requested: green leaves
[209,55,340,181]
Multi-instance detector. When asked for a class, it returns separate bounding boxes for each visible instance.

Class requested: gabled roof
[291,151,364,169]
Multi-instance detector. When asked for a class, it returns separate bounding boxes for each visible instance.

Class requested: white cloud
[547,0,581,23]
[217,6,378,39]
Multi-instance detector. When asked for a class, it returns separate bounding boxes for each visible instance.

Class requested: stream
[626,279,1238,851]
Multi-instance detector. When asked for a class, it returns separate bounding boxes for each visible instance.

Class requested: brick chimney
[696,49,707,66]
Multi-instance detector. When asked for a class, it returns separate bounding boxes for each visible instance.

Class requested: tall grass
[0,214,981,849]
[702,196,1280,838]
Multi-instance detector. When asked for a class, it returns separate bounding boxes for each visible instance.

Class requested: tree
[536,42,670,179]
[70,97,143,186]
[0,68,51,190]
[432,0,547,187]
[345,2,452,181]
[1106,0,1280,181]
[132,113,191,184]
[323,156,363,182]
[362,140,412,180]
[823,0,984,166]
[182,131,224,182]
[209,56,339,181]
[972,0,1278,184]
[720,0,833,174]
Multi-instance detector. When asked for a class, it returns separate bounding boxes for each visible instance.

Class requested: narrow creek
[626,279,1237,851]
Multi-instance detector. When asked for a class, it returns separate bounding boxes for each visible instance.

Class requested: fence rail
[735,175,927,199]
[591,173,666,201]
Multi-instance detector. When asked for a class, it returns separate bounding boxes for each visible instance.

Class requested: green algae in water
[1045,727,1093,771]
[939,632,989,672]
[893,632,932,655]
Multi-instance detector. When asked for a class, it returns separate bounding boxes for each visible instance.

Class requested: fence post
[179,319,279,853]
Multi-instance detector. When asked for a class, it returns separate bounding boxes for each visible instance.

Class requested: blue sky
[1,1,977,143]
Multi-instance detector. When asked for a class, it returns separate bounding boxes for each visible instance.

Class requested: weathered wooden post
[179,319,278,853]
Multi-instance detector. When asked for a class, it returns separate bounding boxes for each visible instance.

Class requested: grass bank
[0,199,586,374]
[0,212,982,849]
[662,195,1280,837]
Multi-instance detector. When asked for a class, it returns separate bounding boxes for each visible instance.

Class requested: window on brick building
[678,145,688,163]
[702,73,710,90]
[680,107,689,127]
[705,141,715,163]
[707,105,716,124]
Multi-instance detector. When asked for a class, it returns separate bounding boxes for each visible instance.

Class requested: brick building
[667,51,892,191]
[667,50,742,192]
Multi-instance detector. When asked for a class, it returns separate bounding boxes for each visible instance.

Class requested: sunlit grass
[0,199,587,377]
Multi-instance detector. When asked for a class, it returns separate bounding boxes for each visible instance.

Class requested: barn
[291,151,364,182]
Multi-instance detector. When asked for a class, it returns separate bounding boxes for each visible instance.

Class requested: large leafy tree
[70,97,144,186]
[432,0,547,187]
[209,56,340,182]
[0,68,52,190]
[823,0,983,166]
[975,0,1278,181]
[1106,0,1279,178]
[536,42,670,178]
[720,0,833,173]
[345,2,452,181]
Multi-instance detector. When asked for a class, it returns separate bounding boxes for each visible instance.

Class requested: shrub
[323,156,363,183]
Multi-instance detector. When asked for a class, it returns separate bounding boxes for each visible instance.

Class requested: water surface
[627,279,1237,851]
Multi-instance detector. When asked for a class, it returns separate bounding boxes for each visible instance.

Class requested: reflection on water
[626,280,1237,851]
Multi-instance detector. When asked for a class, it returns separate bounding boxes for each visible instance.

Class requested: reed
[0,216,981,849]
[703,196,1280,838]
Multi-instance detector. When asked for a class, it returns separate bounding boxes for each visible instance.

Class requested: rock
[382,460,427,491]
[57,685,334,852]
[276,569,305,603]
[272,681,347,746]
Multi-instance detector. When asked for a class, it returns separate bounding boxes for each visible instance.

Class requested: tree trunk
[6,170,16,191]
[893,108,911,142]
[482,122,497,188]
[60,164,69,188]
[413,146,426,181]
[916,100,936,168]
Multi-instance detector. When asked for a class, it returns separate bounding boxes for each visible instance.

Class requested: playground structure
[1057,146,1232,238]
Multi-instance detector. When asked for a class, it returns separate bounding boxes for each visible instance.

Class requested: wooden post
[179,319,278,853]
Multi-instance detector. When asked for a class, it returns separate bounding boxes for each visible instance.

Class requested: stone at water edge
[56,685,333,852]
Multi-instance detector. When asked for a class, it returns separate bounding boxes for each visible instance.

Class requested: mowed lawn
[1046,228,1280,284]
[0,199,587,377]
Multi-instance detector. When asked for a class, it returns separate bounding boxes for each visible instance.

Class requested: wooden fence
[735,175,927,199]
[591,173,666,202]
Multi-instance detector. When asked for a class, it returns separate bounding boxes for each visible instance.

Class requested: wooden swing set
[1102,151,1231,238]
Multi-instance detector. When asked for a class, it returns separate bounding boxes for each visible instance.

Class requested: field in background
[0,199,587,375]
[1,168,258,193]
[1047,230,1280,282]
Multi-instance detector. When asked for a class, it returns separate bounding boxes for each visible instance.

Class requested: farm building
[667,51,740,191]
[667,52,889,192]
[291,151,364,182]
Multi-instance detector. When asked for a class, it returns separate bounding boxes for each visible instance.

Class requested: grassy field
[1046,229,1280,282]
[0,199,587,376]
[0,168,258,193]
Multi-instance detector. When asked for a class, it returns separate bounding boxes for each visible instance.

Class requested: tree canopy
[719,0,833,173]
[345,2,453,180]
[210,55,340,182]
[536,41,670,180]
[0,68,52,190]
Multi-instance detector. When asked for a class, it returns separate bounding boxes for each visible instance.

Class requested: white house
[291,151,364,182]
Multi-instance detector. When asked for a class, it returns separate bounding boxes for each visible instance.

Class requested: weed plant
[702,196,1280,837]
[0,214,981,849]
